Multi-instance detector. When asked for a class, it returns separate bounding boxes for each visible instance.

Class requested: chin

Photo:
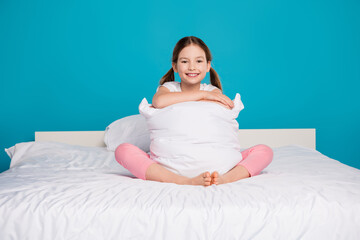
[183,77,204,84]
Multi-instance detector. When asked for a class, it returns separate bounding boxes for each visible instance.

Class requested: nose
[189,62,196,70]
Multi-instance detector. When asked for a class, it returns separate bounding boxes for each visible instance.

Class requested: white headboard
[35,129,316,149]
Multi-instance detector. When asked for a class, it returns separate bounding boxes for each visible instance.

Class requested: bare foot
[211,165,250,185]
[145,163,212,186]
[187,172,212,186]
[211,171,225,185]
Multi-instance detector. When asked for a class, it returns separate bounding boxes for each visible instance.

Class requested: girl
[115,36,273,186]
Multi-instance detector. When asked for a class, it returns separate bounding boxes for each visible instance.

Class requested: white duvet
[1,141,360,240]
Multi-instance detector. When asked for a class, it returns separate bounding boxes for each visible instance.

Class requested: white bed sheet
[1,142,360,240]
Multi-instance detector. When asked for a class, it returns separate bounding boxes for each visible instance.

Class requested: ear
[207,61,211,72]
[172,62,178,73]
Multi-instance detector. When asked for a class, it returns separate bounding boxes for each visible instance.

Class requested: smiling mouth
[186,73,199,77]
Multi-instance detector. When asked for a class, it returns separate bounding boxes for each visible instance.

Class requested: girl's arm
[152,86,234,109]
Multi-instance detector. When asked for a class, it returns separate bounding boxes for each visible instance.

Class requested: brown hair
[159,36,222,91]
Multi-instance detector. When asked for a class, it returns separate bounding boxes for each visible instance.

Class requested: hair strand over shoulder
[160,68,175,85]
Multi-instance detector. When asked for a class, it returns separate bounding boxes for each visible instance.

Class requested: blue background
[1,0,359,173]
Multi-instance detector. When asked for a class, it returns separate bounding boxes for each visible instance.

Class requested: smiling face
[172,44,211,90]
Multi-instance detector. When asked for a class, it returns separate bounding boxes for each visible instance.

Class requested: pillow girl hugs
[115,36,273,186]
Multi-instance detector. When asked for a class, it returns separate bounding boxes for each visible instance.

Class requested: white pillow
[139,93,244,178]
[104,114,150,152]
[5,141,135,177]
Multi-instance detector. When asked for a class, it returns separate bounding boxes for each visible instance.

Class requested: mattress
[1,141,360,239]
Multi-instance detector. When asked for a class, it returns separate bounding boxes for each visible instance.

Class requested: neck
[180,82,201,92]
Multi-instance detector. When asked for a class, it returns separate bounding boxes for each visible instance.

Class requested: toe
[205,176,211,181]
[211,171,219,185]
[203,172,211,185]
[212,178,218,185]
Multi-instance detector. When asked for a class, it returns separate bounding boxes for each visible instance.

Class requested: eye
[181,61,187,63]
[197,60,203,63]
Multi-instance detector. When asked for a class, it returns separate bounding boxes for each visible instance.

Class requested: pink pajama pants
[115,143,273,180]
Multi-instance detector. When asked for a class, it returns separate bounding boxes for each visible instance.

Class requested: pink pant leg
[115,143,157,180]
[237,144,273,177]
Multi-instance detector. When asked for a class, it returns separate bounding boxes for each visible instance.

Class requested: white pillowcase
[139,93,244,178]
[104,114,150,152]
[5,141,135,177]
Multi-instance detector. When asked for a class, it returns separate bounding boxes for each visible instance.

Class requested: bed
[1,129,360,240]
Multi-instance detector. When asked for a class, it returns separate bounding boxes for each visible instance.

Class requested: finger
[212,94,233,109]
[220,95,233,108]
[224,96,234,108]
[222,95,233,106]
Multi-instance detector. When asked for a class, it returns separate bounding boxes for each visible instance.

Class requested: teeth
[187,73,198,76]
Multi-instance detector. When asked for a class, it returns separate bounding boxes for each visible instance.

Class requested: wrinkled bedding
[1,142,360,240]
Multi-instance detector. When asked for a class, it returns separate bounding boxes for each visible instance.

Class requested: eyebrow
[179,56,205,60]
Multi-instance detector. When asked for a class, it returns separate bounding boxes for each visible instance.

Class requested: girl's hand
[203,91,234,109]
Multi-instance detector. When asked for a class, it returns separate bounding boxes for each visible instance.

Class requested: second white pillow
[104,114,150,152]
